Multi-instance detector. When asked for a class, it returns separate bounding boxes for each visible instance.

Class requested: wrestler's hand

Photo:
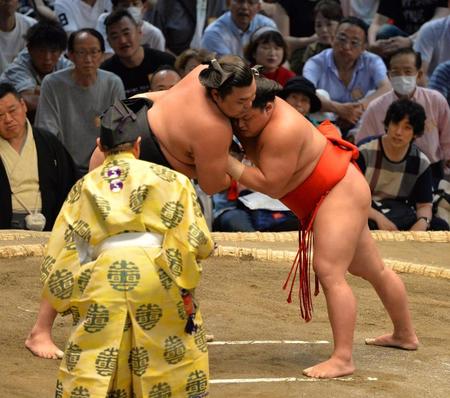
[227,155,245,181]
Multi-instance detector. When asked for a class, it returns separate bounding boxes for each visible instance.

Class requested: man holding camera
[0,82,76,231]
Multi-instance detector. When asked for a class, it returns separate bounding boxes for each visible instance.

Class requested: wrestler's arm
[191,120,233,195]
[228,132,297,198]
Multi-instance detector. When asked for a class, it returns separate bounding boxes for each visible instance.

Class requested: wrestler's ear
[210,88,220,103]
[264,101,274,115]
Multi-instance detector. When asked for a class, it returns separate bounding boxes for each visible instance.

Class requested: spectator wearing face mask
[356,47,450,186]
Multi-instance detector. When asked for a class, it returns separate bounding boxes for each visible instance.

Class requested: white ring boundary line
[210,377,378,384]
[208,340,330,345]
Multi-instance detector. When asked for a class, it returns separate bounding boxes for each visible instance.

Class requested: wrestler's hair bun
[198,58,234,89]
[198,55,254,94]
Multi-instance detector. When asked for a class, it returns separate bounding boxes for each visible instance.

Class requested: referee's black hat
[100,97,152,149]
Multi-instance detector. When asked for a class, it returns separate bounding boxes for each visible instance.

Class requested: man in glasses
[303,16,391,138]
[34,28,125,178]
[201,0,277,57]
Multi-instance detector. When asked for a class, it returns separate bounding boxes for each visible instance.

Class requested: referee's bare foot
[365,333,419,350]
[25,331,64,359]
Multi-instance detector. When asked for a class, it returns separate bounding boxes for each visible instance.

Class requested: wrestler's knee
[313,259,347,288]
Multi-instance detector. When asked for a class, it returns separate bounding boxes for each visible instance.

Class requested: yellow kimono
[42,152,214,398]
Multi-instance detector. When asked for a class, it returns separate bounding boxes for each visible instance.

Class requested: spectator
[259,0,289,36]
[429,60,450,107]
[413,10,450,83]
[341,0,379,25]
[201,0,276,58]
[96,0,165,58]
[275,0,322,73]
[0,21,71,121]
[0,0,37,75]
[152,0,227,55]
[356,48,450,185]
[148,64,181,91]
[0,83,76,231]
[101,8,175,97]
[27,0,59,23]
[244,26,294,86]
[212,140,298,232]
[35,28,125,177]
[296,0,342,75]
[278,75,322,125]
[303,16,391,136]
[368,0,449,58]
[357,99,449,231]
[175,47,215,77]
[212,185,299,231]
[54,0,111,34]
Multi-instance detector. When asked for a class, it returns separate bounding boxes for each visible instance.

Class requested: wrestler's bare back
[141,66,234,193]
[237,98,327,198]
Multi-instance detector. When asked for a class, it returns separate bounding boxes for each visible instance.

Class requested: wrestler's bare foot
[206,334,214,342]
[25,331,64,359]
[365,333,419,350]
[303,357,355,379]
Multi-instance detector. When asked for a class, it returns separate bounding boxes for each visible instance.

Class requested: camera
[25,213,46,231]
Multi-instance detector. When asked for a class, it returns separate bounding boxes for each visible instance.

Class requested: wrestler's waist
[280,140,353,221]
[93,232,163,258]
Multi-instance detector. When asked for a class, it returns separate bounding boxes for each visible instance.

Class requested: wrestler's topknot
[199,55,254,98]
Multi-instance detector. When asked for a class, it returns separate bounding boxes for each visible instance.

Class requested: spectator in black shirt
[101,8,175,97]
[368,0,449,58]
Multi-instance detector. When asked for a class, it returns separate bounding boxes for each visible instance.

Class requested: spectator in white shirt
[0,0,37,74]
[54,0,111,34]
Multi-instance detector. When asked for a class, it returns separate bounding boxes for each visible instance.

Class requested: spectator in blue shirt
[0,21,71,121]
[303,16,391,136]
[201,0,276,58]
[429,60,450,107]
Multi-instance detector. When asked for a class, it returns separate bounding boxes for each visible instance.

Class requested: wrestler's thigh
[312,165,371,277]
